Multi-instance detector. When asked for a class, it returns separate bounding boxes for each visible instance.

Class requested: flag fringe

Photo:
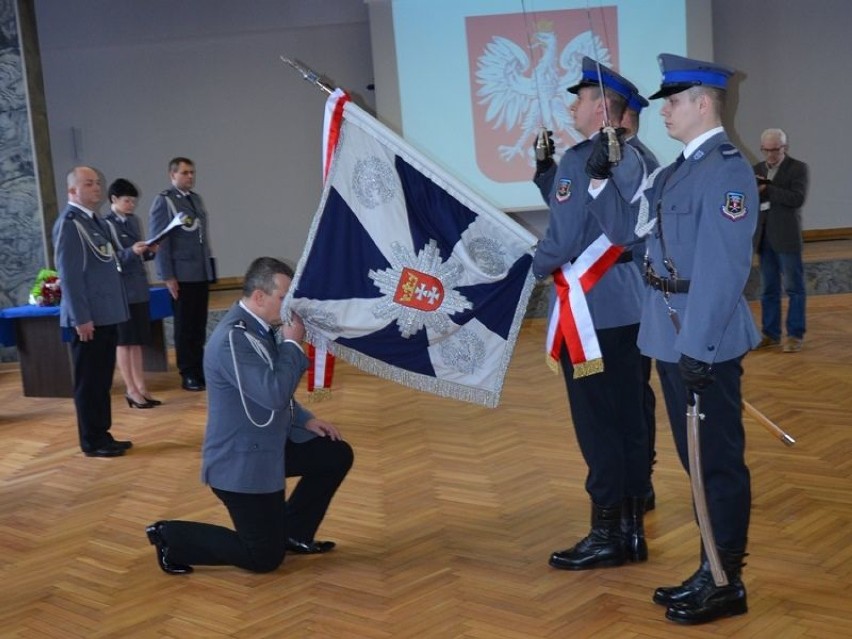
[305,268,537,409]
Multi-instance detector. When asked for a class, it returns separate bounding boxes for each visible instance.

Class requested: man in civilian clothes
[52,166,132,457]
[149,157,214,391]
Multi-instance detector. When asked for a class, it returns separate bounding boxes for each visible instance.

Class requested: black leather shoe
[145,522,193,575]
[110,439,133,451]
[84,444,125,458]
[181,376,205,392]
[653,560,713,606]
[285,538,336,554]
[665,581,748,624]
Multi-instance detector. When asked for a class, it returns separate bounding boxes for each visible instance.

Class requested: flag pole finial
[280,56,334,95]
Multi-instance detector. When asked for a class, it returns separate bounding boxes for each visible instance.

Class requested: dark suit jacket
[753,155,809,253]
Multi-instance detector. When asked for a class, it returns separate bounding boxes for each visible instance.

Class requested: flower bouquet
[29,268,62,307]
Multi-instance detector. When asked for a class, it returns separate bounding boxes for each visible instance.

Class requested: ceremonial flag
[286,90,537,408]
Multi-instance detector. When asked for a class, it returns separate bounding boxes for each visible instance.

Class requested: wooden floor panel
[1,295,851,638]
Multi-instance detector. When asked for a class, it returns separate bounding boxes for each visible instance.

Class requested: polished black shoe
[549,503,625,570]
[665,580,748,624]
[142,396,163,406]
[653,560,713,606]
[181,376,205,392]
[126,395,155,409]
[285,538,336,554]
[84,443,125,458]
[145,521,193,575]
[110,439,133,451]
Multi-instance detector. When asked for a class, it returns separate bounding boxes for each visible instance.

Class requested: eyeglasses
[760,146,786,153]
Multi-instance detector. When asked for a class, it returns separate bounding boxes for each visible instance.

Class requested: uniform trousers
[559,323,649,507]
[161,437,353,573]
[71,324,118,452]
[655,357,751,551]
[172,280,209,379]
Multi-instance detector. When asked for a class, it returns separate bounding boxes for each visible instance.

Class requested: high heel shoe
[142,396,163,406]
[126,395,154,409]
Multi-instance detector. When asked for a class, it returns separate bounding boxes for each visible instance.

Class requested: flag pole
[280,57,334,95]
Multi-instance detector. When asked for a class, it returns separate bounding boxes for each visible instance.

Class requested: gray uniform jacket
[149,188,213,283]
[52,205,129,328]
[105,212,153,304]
[592,132,760,364]
[753,155,809,253]
[200,303,316,494]
[532,136,643,330]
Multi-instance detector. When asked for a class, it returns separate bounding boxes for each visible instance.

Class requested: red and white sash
[546,234,624,378]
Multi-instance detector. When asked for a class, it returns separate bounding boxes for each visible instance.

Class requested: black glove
[585,127,625,179]
[678,354,715,402]
[533,129,555,176]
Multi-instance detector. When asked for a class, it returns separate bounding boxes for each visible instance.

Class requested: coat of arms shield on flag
[285,91,537,407]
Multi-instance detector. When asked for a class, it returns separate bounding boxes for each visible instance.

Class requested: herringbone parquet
[1,295,851,638]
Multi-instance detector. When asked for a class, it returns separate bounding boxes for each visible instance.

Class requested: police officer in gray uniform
[145,257,353,574]
[52,166,131,457]
[148,157,214,391]
[587,54,761,625]
[533,57,651,572]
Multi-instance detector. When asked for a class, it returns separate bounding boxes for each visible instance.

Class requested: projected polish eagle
[475,27,611,164]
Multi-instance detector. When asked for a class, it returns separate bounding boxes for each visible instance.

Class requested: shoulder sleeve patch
[719,143,742,159]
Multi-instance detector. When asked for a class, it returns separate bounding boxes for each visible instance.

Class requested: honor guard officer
[52,166,132,457]
[149,157,215,392]
[587,53,761,625]
[532,57,651,573]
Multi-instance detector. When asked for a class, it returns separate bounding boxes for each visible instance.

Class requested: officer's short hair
[168,157,194,173]
[686,86,727,117]
[108,178,139,200]
[243,257,294,297]
[585,86,627,122]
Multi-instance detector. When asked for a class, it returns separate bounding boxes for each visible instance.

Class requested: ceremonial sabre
[585,2,621,164]
[280,57,333,95]
[743,400,796,447]
[687,394,728,586]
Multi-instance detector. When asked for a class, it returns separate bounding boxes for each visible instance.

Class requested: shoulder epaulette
[64,209,76,220]
[159,189,171,196]
[719,143,742,159]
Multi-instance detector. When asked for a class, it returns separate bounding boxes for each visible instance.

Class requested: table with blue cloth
[0,287,172,398]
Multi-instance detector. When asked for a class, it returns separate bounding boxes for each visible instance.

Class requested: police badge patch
[721,191,747,220]
[555,178,572,203]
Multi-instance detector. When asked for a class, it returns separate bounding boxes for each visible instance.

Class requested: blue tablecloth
[0,287,172,347]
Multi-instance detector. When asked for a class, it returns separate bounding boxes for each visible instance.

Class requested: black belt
[645,272,691,294]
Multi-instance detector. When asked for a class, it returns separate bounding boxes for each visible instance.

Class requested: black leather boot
[664,548,748,624]
[549,503,626,570]
[621,497,648,562]
[653,558,712,606]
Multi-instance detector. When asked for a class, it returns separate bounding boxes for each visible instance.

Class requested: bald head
[67,166,103,210]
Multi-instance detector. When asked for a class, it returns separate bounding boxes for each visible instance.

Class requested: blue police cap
[567,56,638,102]
[648,53,735,99]
[627,92,649,113]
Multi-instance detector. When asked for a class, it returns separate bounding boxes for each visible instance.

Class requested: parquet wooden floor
[1,295,850,638]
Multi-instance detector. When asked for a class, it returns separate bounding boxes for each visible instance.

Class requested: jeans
[759,244,806,339]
